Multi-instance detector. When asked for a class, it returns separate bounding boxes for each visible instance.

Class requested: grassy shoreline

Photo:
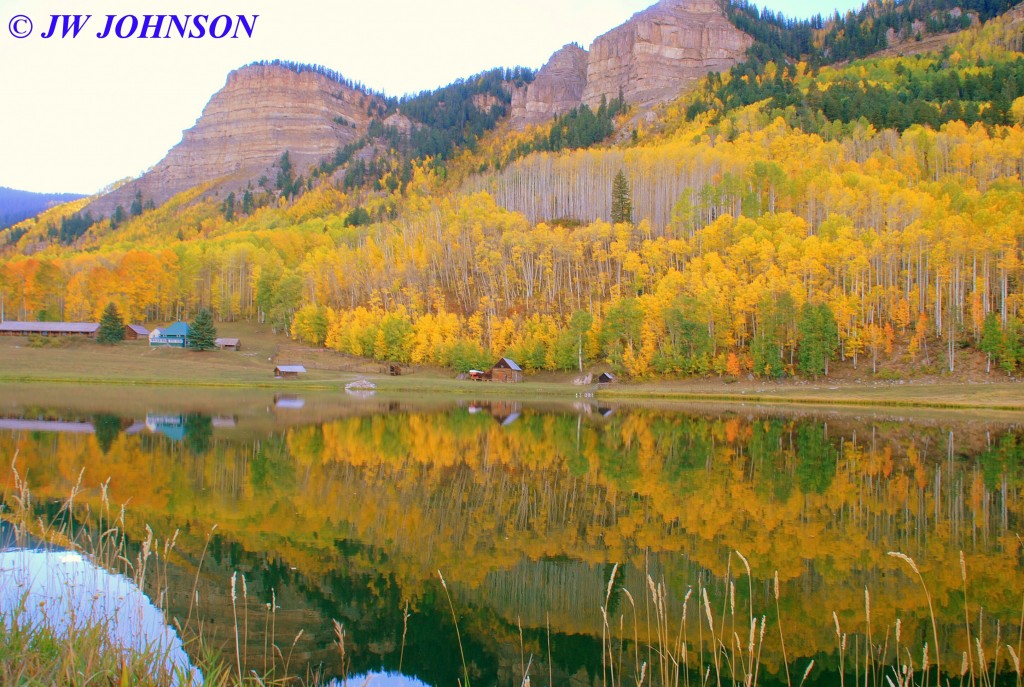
[0,324,1022,411]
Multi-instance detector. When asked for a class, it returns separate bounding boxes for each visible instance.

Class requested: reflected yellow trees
[1,407,1021,676]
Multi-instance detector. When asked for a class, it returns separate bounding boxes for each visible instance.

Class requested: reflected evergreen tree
[92,413,122,454]
[183,414,212,455]
[796,423,838,494]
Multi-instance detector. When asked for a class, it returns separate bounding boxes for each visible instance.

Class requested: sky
[0,0,865,195]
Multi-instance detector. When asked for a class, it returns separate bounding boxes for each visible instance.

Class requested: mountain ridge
[86,0,756,216]
[0,187,86,230]
[86,63,384,217]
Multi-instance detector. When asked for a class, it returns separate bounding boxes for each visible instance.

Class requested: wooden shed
[596,372,616,384]
[215,337,241,351]
[125,324,149,340]
[274,364,306,379]
[490,357,523,383]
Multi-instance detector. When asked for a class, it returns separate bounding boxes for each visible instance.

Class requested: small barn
[489,401,522,425]
[150,322,189,348]
[490,357,523,383]
[215,337,241,351]
[596,372,616,384]
[274,365,306,379]
[274,394,305,409]
[0,321,99,337]
[125,324,149,340]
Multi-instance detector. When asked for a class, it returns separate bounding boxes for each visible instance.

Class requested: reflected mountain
[0,391,1021,685]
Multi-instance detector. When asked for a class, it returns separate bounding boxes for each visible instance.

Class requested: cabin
[274,394,305,409]
[149,322,189,348]
[490,357,523,383]
[215,337,241,351]
[596,372,616,384]
[489,401,522,426]
[274,365,306,379]
[124,324,149,340]
[145,414,185,441]
[0,321,99,337]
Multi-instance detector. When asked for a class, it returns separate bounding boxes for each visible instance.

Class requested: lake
[0,383,1021,686]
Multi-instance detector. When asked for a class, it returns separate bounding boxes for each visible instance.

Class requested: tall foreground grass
[1,456,1022,687]
[582,548,1024,687]
[0,457,347,686]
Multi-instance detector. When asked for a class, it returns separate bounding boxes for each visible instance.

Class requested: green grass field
[0,322,1021,411]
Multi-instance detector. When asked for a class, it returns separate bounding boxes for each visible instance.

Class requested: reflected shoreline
[0,386,1020,685]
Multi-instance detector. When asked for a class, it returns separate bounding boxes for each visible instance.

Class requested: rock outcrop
[88,64,379,216]
[583,0,753,108]
[87,0,754,214]
[510,44,589,127]
[511,0,752,128]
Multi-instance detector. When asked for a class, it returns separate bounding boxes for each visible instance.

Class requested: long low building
[0,321,100,337]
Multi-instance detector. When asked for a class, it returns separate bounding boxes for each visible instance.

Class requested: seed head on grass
[605,563,619,608]
[799,660,815,687]
[888,551,940,686]
[703,587,714,634]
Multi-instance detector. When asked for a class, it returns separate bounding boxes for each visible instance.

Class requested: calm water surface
[0,384,1021,686]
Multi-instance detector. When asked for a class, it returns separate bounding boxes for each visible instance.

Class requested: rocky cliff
[88,64,379,216]
[510,44,589,127]
[511,0,751,128]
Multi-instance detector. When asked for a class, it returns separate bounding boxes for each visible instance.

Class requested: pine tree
[980,312,1002,373]
[611,170,633,225]
[188,309,217,351]
[797,302,839,378]
[96,302,125,345]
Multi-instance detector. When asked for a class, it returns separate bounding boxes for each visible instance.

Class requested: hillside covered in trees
[2,3,1024,381]
[0,187,85,230]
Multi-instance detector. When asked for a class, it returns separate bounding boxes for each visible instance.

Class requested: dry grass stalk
[888,551,941,687]
[438,569,470,687]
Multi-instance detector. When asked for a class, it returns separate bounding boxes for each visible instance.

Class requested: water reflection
[0,547,200,685]
[0,391,1021,685]
[329,673,431,687]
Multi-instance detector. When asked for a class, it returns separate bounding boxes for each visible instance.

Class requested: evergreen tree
[797,302,839,377]
[222,192,235,221]
[980,312,1002,373]
[96,302,125,344]
[611,170,633,225]
[130,190,144,217]
[188,309,217,351]
[110,205,126,229]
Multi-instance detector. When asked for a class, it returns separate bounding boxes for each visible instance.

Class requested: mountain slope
[4,0,1024,381]
[0,187,85,229]
[86,63,383,218]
